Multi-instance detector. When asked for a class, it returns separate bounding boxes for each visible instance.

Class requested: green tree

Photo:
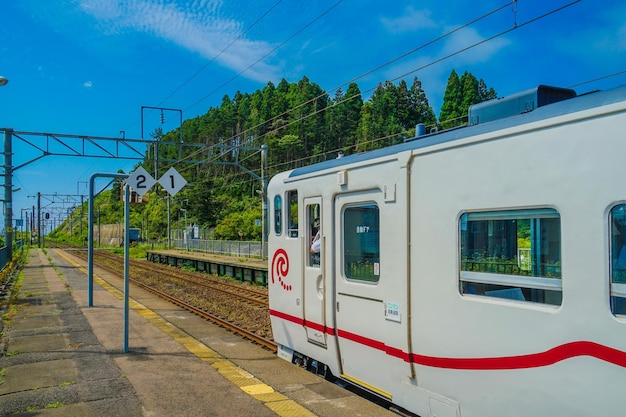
[440,70,497,129]
[439,70,463,129]
[214,205,262,240]
[478,79,498,101]
[460,71,481,118]
[325,83,363,155]
[408,76,436,130]
[355,102,376,152]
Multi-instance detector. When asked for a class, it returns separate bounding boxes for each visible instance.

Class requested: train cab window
[307,204,321,267]
[459,209,562,305]
[343,203,380,283]
[274,195,282,235]
[610,205,626,316]
[287,191,298,238]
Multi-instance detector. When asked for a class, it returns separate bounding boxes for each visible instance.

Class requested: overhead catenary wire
[161,0,583,175]
[163,0,525,169]
[568,69,626,89]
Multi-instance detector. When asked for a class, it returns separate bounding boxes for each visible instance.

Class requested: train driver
[310,218,321,254]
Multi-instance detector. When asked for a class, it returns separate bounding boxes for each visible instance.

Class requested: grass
[111,244,149,259]
[2,305,18,322]
[25,401,65,411]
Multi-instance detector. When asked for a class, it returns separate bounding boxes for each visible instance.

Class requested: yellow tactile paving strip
[54,249,315,417]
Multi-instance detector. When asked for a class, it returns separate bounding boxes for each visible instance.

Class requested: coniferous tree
[408,76,436,129]
[440,70,497,129]
[344,82,363,136]
[356,101,375,152]
[326,83,363,155]
[325,87,345,153]
[478,79,498,101]
[439,70,463,129]
[271,79,290,129]
[460,71,481,118]
[395,80,411,130]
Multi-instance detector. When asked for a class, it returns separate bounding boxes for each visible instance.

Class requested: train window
[459,209,562,305]
[287,191,298,238]
[610,205,626,316]
[307,204,321,267]
[343,203,380,283]
[274,195,282,235]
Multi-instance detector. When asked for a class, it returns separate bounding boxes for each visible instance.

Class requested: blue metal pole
[88,176,95,307]
[88,172,128,307]
[124,184,130,353]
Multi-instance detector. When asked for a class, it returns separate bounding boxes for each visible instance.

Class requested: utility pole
[3,129,12,260]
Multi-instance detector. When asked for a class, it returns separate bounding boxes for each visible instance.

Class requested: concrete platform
[0,248,397,417]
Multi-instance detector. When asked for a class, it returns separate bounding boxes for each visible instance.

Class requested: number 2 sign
[125,166,156,197]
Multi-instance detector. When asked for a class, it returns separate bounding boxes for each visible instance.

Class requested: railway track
[53,244,276,352]
[128,274,276,351]
[105,250,269,307]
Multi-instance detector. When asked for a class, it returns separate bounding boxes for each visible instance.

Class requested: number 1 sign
[158,167,187,196]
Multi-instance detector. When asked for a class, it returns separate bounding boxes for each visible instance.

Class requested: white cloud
[381,6,437,34]
[77,0,281,82]
[84,81,93,88]
[439,26,510,65]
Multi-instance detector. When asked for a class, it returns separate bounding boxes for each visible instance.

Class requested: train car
[267,85,626,417]
[128,227,141,243]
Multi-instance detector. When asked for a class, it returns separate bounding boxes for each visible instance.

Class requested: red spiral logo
[271,248,292,291]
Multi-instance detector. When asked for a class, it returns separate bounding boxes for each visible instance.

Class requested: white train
[268,84,626,417]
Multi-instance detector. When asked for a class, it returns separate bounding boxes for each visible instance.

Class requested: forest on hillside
[56,69,497,243]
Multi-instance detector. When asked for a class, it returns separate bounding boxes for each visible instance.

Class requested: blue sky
[1,0,625,234]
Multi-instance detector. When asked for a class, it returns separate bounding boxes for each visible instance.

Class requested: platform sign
[125,166,156,197]
[158,167,187,196]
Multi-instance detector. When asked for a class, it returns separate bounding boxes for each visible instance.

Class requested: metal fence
[172,238,266,259]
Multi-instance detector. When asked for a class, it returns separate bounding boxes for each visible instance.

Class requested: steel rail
[131,276,277,352]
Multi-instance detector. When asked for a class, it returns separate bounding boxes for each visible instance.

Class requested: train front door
[334,190,409,399]
[303,197,326,347]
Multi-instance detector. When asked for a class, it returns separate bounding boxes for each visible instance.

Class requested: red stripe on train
[269,309,337,336]
[410,341,626,370]
[270,310,626,370]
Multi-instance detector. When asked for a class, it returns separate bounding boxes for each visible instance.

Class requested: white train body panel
[268,86,626,416]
